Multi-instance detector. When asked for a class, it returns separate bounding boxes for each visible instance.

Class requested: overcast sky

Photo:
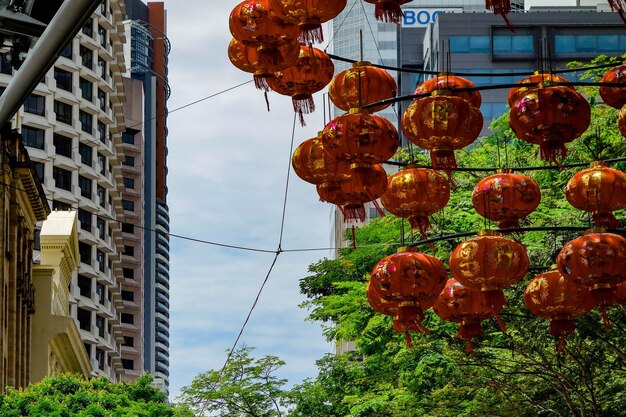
[163,0,336,399]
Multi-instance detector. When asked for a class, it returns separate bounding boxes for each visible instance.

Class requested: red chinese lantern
[269,0,347,44]
[329,62,398,113]
[557,228,626,324]
[449,230,530,330]
[620,105,626,138]
[401,93,483,176]
[292,135,350,185]
[380,166,450,239]
[363,0,413,23]
[368,247,448,346]
[316,163,388,221]
[321,110,399,165]
[524,267,594,353]
[472,169,541,230]
[599,64,626,109]
[229,1,300,51]
[565,162,626,229]
[414,74,482,109]
[267,45,334,124]
[228,38,300,90]
[509,85,591,165]
[433,279,492,354]
[507,73,571,107]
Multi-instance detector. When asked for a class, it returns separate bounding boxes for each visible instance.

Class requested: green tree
[177,346,291,417]
[0,373,192,417]
[292,55,626,417]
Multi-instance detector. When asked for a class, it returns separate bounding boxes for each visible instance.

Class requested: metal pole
[0,0,103,131]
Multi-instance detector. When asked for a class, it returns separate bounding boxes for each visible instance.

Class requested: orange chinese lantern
[292,135,350,185]
[449,230,530,330]
[414,74,482,109]
[363,0,413,23]
[267,45,334,124]
[507,72,571,107]
[269,0,347,44]
[557,229,626,325]
[524,266,594,353]
[599,64,626,109]
[433,279,492,354]
[565,162,626,229]
[620,105,626,138]
[228,38,300,90]
[229,1,300,51]
[368,247,447,346]
[472,169,541,230]
[402,93,483,176]
[380,166,450,239]
[316,163,388,221]
[509,85,591,165]
[321,110,399,165]
[329,62,398,113]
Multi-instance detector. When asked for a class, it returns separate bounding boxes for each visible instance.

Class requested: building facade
[124,0,171,392]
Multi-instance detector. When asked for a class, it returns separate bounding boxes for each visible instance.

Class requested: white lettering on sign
[401,8,462,28]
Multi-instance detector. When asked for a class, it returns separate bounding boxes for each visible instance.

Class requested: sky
[162,1,336,399]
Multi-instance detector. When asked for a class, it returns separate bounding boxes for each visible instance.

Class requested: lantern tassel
[254,75,271,92]
[497,219,523,235]
[264,92,271,112]
[341,204,366,222]
[457,320,482,354]
[599,305,613,329]
[557,336,566,354]
[405,331,413,348]
[373,2,404,24]
[592,286,615,329]
[550,318,576,354]
[372,200,386,218]
[592,211,620,229]
[486,0,515,31]
[409,215,437,251]
[484,289,507,332]
[298,21,324,44]
[431,148,457,188]
[539,140,568,167]
[293,95,315,126]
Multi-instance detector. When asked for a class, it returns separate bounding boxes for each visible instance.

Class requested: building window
[100,0,107,15]
[96,283,105,304]
[122,155,134,167]
[24,94,45,115]
[493,35,534,55]
[122,268,134,279]
[53,167,72,191]
[123,177,135,190]
[53,133,72,157]
[121,290,134,302]
[77,308,91,331]
[80,45,93,69]
[97,185,106,207]
[96,315,105,337]
[78,209,92,232]
[97,250,105,272]
[449,35,490,54]
[54,68,72,91]
[122,200,134,211]
[61,42,72,59]
[78,175,92,198]
[97,217,105,240]
[123,245,134,257]
[122,359,134,370]
[121,313,134,324]
[97,89,106,111]
[98,25,107,47]
[79,77,93,101]
[95,348,105,370]
[79,241,91,265]
[98,153,106,175]
[21,126,45,149]
[121,223,134,233]
[122,131,135,144]
[77,274,91,298]
[98,58,106,79]
[97,121,106,144]
[122,336,134,347]
[33,162,44,183]
[78,143,93,166]
[54,100,73,125]
[53,200,72,211]
[82,18,93,37]
[79,110,93,134]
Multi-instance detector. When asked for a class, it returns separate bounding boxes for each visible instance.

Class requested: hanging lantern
[317,163,388,221]
[229,1,300,51]
[472,169,541,230]
[620,104,626,138]
[402,93,483,176]
[368,247,448,346]
[269,0,347,44]
[380,166,450,239]
[557,228,626,324]
[292,135,351,185]
[267,45,334,125]
[524,266,594,353]
[509,85,591,165]
[433,279,492,354]
[363,0,413,23]
[228,38,300,90]
[329,62,398,113]
[321,110,400,165]
[449,230,530,330]
[565,162,626,229]
[414,74,482,109]
[599,64,626,109]
[507,72,572,107]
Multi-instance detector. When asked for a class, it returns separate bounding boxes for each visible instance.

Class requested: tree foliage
[0,374,190,417]
[292,55,626,417]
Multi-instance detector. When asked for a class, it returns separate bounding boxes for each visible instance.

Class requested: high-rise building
[16,0,130,381]
[123,0,171,393]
